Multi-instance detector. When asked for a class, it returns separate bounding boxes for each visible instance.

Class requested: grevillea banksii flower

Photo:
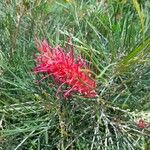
[34,37,97,98]
[137,119,149,129]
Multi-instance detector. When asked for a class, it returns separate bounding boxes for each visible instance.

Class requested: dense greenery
[0,0,150,149]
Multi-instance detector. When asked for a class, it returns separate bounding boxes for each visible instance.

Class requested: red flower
[137,119,149,129]
[34,37,97,98]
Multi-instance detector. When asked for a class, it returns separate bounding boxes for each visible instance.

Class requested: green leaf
[132,0,145,32]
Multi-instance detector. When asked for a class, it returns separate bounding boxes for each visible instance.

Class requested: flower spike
[34,37,97,98]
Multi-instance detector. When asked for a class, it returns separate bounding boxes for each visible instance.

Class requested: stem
[58,100,66,150]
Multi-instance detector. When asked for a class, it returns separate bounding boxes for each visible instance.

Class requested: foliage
[0,0,150,149]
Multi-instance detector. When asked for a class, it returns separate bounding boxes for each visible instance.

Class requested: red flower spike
[34,37,97,98]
